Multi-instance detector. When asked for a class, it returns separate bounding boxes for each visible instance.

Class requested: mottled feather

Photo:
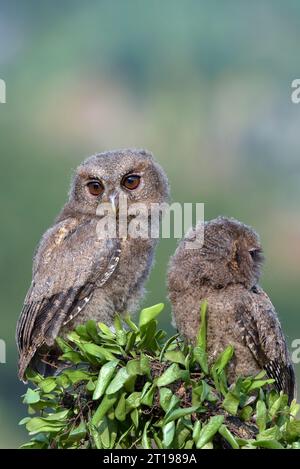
[168,217,295,403]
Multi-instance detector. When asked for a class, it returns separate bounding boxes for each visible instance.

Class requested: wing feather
[236,287,295,403]
[16,217,121,380]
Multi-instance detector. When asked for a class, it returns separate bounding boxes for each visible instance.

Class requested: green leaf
[256,400,267,433]
[115,393,127,421]
[19,417,31,426]
[196,300,208,349]
[218,424,239,449]
[184,439,195,449]
[60,351,84,364]
[140,354,151,378]
[125,331,137,352]
[222,391,240,416]
[86,379,96,392]
[106,367,130,394]
[140,384,155,406]
[156,363,183,387]
[164,350,186,366]
[140,381,152,399]
[75,324,90,340]
[82,343,115,361]
[159,333,180,361]
[86,320,101,342]
[92,394,118,427]
[138,319,157,349]
[62,369,92,384]
[164,406,199,425]
[192,420,202,443]
[126,392,141,409]
[199,380,211,402]
[123,315,139,332]
[39,378,56,393]
[201,442,214,449]
[130,408,139,428]
[252,439,284,449]
[88,422,102,449]
[68,421,87,442]
[126,359,145,376]
[139,303,164,328]
[44,409,70,421]
[290,399,300,418]
[166,394,181,414]
[116,330,127,346]
[196,415,224,449]
[93,360,119,400]
[153,433,163,449]
[193,347,208,374]
[248,378,275,392]
[55,337,74,353]
[269,393,285,418]
[211,345,234,375]
[284,421,300,443]
[142,420,151,449]
[98,416,111,448]
[159,388,173,412]
[239,405,253,421]
[23,388,40,405]
[257,426,280,441]
[174,421,191,449]
[26,418,65,435]
[113,314,123,332]
[98,322,115,337]
[163,421,175,448]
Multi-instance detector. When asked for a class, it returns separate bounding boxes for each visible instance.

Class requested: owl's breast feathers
[235,286,295,404]
[16,217,121,381]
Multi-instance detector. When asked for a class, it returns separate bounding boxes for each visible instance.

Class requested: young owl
[168,216,295,403]
[16,149,169,380]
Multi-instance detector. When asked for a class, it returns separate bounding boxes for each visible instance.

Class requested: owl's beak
[109,193,119,215]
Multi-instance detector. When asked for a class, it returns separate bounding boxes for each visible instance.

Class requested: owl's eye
[249,248,262,261]
[87,180,104,196]
[121,174,141,190]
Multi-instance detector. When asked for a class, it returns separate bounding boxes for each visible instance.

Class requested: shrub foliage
[20,302,300,449]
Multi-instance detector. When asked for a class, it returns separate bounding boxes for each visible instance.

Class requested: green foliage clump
[19,302,300,449]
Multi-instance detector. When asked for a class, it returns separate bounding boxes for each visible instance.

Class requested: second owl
[168,216,295,403]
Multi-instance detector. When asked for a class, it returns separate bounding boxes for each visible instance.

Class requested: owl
[168,216,295,403]
[16,149,169,381]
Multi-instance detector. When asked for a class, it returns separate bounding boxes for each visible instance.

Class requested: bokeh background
[1,0,300,448]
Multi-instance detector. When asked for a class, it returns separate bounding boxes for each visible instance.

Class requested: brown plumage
[16,149,169,381]
[168,216,295,403]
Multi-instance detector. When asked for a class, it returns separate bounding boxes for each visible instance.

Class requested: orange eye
[87,180,104,196]
[122,174,141,190]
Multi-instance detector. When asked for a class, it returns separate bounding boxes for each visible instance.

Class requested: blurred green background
[0,0,300,448]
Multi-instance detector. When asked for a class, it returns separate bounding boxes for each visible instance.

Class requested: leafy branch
[19,303,300,449]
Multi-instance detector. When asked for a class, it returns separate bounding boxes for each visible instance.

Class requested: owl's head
[184,216,264,289]
[68,149,169,217]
